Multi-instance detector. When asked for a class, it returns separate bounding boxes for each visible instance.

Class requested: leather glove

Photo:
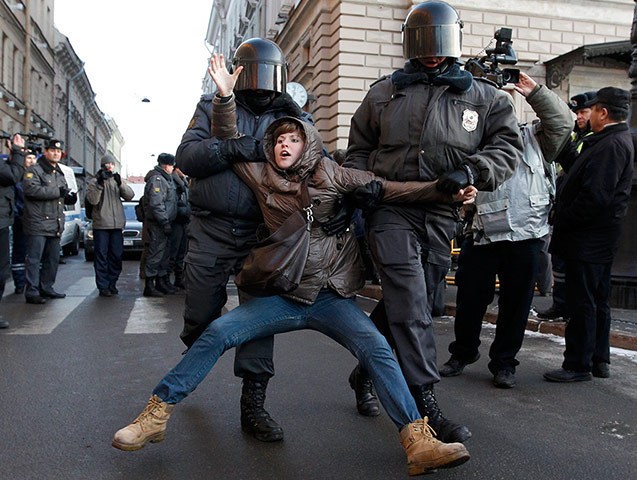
[96,169,105,186]
[162,223,172,236]
[219,136,262,163]
[59,185,70,198]
[436,163,480,194]
[322,195,356,236]
[64,191,78,205]
[113,172,122,186]
[351,180,384,210]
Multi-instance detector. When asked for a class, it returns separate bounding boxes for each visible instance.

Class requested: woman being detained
[112,56,476,476]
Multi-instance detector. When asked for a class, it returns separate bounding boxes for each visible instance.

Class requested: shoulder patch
[26,172,33,179]
[154,186,161,192]
[187,115,198,130]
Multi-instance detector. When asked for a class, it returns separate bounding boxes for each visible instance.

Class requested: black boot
[348,365,380,417]
[240,378,284,442]
[410,384,471,443]
[173,271,185,289]
[143,277,164,297]
[155,275,176,295]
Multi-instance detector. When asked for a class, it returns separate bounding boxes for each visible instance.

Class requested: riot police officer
[142,153,178,297]
[176,38,317,442]
[345,1,522,443]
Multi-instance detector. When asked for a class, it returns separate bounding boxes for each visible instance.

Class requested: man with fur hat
[22,138,76,304]
[142,153,178,297]
[544,87,633,382]
[86,154,135,297]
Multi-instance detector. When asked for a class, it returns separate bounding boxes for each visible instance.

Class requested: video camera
[465,27,520,88]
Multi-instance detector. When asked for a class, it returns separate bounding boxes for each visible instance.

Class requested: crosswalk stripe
[5,276,94,335]
[6,296,85,335]
[125,297,173,334]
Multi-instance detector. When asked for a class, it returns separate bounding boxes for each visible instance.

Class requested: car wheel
[69,230,80,256]
[85,247,94,261]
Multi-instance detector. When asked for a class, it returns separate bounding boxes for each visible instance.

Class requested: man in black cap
[538,90,598,321]
[23,138,77,304]
[86,154,135,297]
[142,153,178,297]
[544,87,633,382]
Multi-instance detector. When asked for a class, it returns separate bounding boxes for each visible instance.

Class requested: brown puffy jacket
[231,116,456,304]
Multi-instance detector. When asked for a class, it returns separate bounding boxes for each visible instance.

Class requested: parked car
[59,163,82,256]
[79,207,90,247]
[84,201,143,261]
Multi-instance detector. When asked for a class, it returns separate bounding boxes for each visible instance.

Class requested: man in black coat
[0,135,26,328]
[544,87,634,382]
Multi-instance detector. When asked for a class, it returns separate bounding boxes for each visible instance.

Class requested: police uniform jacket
[86,175,135,230]
[22,157,69,236]
[175,92,311,264]
[471,84,572,243]
[0,149,25,229]
[550,122,634,264]
[345,72,522,218]
[143,166,177,226]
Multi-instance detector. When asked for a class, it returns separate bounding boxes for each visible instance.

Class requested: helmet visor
[234,62,287,93]
[402,24,462,59]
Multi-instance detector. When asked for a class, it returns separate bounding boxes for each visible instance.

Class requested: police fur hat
[100,154,116,166]
[157,153,176,166]
[569,91,596,112]
[44,138,64,150]
[583,86,631,112]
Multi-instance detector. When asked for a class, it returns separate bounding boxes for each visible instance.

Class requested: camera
[465,27,520,88]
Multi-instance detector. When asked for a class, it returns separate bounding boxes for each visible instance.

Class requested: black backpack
[135,196,145,222]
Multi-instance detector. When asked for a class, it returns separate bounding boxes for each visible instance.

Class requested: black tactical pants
[181,257,275,380]
[144,222,171,278]
[0,226,10,300]
[366,207,457,387]
[11,217,27,290]
[449,237,542,374]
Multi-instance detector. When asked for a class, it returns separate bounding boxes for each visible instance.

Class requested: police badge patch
[462,109,479,132]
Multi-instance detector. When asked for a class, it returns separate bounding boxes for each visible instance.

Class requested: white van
[58,163,82,256]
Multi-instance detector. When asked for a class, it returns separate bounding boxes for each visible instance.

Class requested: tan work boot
[112,395,174,451]
[400,418,470,475]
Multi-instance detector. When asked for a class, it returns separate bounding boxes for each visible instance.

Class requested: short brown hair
[272,120,306,143]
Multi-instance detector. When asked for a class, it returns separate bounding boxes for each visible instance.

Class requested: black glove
[162,223,172,236]
[59,186,70,198]
[113,172,121,186]
[436,163,480,194]
[96,169,105,186]
[219,136,262,163]
[351,180,385,210]
[64,191,77,205]
[322,195,356,236]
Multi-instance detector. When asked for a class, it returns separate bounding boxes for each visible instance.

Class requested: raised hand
[208,53,244,97]
[513,72,537,97]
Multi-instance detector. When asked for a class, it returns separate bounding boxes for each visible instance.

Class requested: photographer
[23,139,75,304]
[1,134,27,327]
[86,155,135,297]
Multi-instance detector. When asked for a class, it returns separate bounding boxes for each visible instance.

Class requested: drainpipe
[66,62,85,162]
[82,95,96,198]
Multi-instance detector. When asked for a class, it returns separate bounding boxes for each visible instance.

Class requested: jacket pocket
[476,199,509,237]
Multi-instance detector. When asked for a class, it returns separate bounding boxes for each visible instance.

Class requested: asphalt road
[1,255,636,480]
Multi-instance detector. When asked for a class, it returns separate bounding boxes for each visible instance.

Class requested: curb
[358,285,637,352]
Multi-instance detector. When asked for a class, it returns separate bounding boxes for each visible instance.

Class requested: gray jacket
[22,158,69,236]
[472,84,572,243]
[86,175,135,229]
[143,166,177,226]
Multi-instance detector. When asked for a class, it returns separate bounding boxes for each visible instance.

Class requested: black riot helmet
[232,38,287,94]
[402,1,464,60]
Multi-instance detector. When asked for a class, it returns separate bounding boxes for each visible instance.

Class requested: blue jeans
[154,290,420,429]
[93,229,124,290]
